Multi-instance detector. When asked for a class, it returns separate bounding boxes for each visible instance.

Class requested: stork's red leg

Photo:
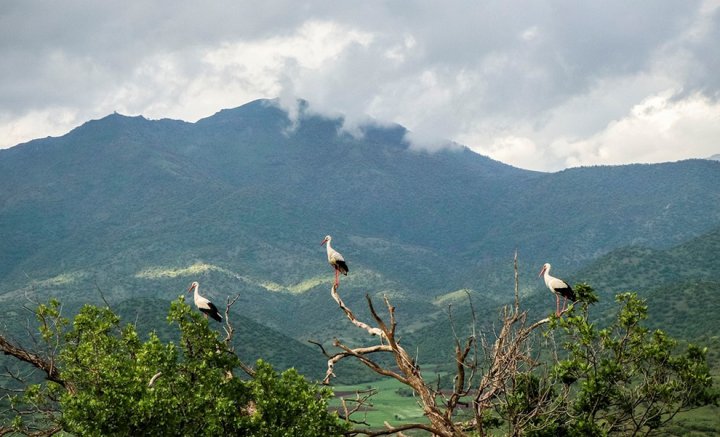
[556,294,561,316]
[561,298,567,313]
[334,269,339,287]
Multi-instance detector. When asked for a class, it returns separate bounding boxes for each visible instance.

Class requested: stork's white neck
[191,284,202,301]
[191,284,205,307]
[542,266,553,287]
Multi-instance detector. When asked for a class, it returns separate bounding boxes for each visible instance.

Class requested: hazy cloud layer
[1,1,718,171]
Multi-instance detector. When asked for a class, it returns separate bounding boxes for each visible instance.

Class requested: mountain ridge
[1,98,719,351]
[408,222,720,368]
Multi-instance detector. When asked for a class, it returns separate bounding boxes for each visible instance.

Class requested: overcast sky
[1,1,718,171]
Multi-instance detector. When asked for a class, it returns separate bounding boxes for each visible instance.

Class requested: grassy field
[329,374,720,436]
[329,377,429,430]
[663,404,720,436]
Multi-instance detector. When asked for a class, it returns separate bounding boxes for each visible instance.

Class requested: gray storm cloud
[1,0,718,171]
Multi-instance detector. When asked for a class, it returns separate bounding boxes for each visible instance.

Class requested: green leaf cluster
[544,290,717,435]
[15,297,347,436]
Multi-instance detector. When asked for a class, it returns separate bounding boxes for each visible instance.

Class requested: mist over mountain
[1,98,719,367]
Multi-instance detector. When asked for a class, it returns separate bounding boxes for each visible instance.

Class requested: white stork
[539,263,577,316]
[321,235,348,287]
[187,281,223,322]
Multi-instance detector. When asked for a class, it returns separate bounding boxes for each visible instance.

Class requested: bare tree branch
[336,388,377,425]
[148,371,163,387]
[324,283,464,435]
[222,294,241,347]
[221,293,254,377]
[94,280,113,310]
[514,249,520,314]
[0,335,73,394]
[321,253,612,436]
[330,284,384,338]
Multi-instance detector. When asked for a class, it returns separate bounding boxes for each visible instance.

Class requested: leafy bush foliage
[2,287,716,436]
[7,297,347,436]
[538,290,717,436]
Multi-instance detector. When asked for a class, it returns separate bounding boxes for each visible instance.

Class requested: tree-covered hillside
[408,224,720,369]
[577,225,720,366]
[1,99,719,373]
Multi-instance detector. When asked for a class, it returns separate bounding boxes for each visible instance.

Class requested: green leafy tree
[1,297,348,436]
[543,289,716,436]
[2,283,716,436]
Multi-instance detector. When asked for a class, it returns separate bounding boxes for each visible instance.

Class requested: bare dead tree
[0,298,73,398]
[317,252,560,436]
[0,297,73,436]
[337,388,377,426]
[470,251,560,435]
[221,293,255,377]
[316,283,459,436]
[0,336,66,392]
[441,290,478,424]
[0,343,66,435]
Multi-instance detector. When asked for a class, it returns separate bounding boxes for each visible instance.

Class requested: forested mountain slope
[1,98,718,355]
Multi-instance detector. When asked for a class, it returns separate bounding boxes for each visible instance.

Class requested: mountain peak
[197,98,288,126]
[1,98,720,362]
[63,110,191,147]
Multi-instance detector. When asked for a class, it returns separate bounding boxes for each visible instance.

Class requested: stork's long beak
[187,284,194,293]
[320,238,328,245]
[538,267,546,277]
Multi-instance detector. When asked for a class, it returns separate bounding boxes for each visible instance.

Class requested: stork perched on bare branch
[321,235,348,287]
[187,281,222,322]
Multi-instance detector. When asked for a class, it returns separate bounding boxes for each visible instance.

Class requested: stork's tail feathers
[336,260,349,275]
[558,286,577,302]
[202,308,222,322]
[202,302,223,322]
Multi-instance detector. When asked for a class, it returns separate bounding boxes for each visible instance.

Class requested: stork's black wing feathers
[335,260,349,275]
[556,283,577,301]
[201,302,223,322]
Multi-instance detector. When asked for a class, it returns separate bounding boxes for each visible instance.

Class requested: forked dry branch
[318,252,556,436]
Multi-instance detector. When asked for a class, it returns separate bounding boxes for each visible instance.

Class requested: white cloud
[0,108,79,147]
[465,90,720,171]
[520,26,540,42]
[0,20,376,148]
[557,91,720,168]
[0,2,718,171]
[478,136,544,170]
